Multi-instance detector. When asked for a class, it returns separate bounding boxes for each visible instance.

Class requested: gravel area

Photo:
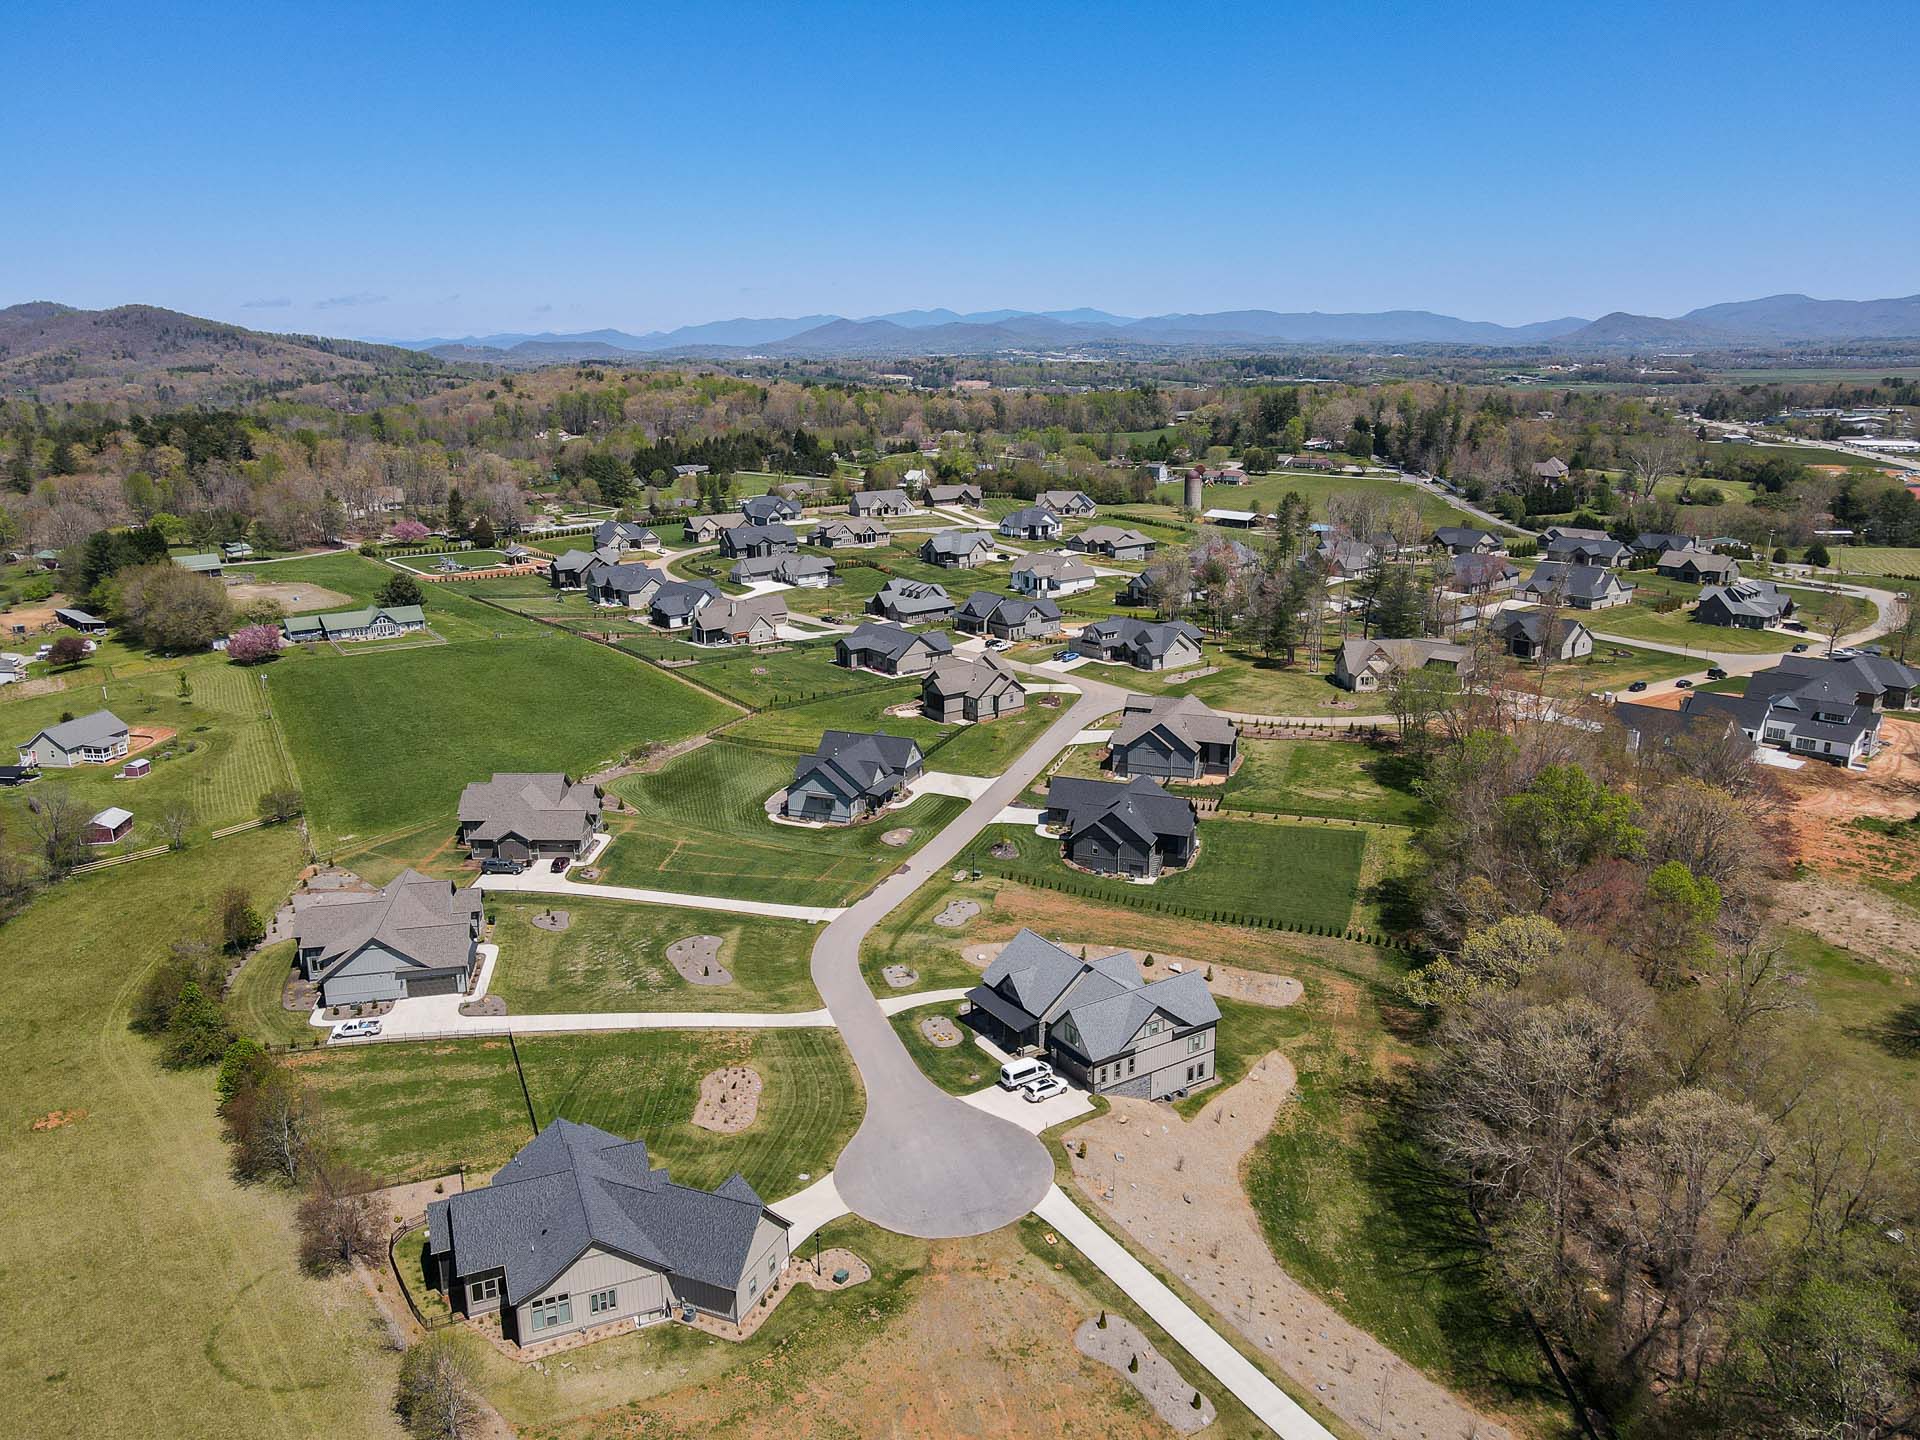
[881,964,919,989]
[918,1015,961,1048]
[692,1066,761,1133]
[933,899,980,928]
[529,908,571,932]
[666,934,733,986]
[1074,1315,1215,1433]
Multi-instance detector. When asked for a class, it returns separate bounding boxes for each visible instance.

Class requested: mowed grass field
[725,682,1064,776]
[0,827,403,1439]
[293,1027,861,1197]
[269,631,735,845]
[1217,738,1430,825]
[487,897,822,1013]
[601,740,967,905]
[1592,587,1870,653]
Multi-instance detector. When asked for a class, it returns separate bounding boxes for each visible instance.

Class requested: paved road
[818,674,1130,1238]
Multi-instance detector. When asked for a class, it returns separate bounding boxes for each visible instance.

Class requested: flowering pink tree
[227,623,284,665]
[390,519,430,543]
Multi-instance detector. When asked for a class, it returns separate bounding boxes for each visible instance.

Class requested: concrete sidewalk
[349,987,966,1042]
[473,871,845,923]
[773,1173,850,1251]
[1035,1186,1335,1440]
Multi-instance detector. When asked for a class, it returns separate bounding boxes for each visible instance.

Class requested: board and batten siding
[731,1215,792,1319]
[513,1246,672,1343]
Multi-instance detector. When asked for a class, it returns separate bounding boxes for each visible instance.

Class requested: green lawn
[1146,470,1485,530]
[262,550,541,645]
[726,685,1063,776]
[960,816,1366,932]
[486,897,822,1013]
[1836,547,1920,579]
[1102,640,1395,718]
[1217,738,1430,825]
[0,826,402,1438]
[1776,927,1920,1111]
[601,740,968,905]
[295,1027,860,1196]
[1592,587,1869,653]
[227,939,315,1047]
[890,1007,994,1094]
[269,631,735,845]
[395,1225,455,1323]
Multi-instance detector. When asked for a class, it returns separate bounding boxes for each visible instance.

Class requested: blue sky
[5,0,1915,337]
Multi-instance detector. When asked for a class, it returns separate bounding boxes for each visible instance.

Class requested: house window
[529,1293,573,1332]
[588,1288,618,1316]
[469,1275,500,1303]
[749,1277,759,1297]
[768,1254,779,1275]
[1187,1033,1204,1054]
[1127,1056,1136,1075]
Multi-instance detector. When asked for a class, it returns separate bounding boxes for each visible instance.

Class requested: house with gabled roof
[1531,458,1571,482]
[1068,525,1156,562]
[920,530,997,569]
[729,552,836,588]
[17,709,130,768]
[1518,561,1635,610]
[998,506,1063,541]
[1107,694,1240,779]
[550,544,624,589]
[1543,534,1631,567]
[686,513,749,545]
[1658,549,1742,585]
[283,604,427,643]
[954,591,1062,642]
[424,1120,790,1343]
[1310,537,1379,578]
[848,488,915,518]
[293,868,483,1006]
[1695,579,1793,629]
[963,930,1220,1098]
[1675,653,1920,767]
[1010,552,1096,597]
[691,593,787,647]
[1334,637,1469,691]
[593,519,659,552]
[923,653,1026,722]
[1632,531,1696,558]
[719,522,798,560]
[810,518,889,549]
[783,731,924,823]
[1488,609,1594,662]
[925,483,983,508]
[583,562,662,609]
[1450,553,1521,595]
[868,577,955,625]
[1043,775,1197,878]
[1078,617,1204,671]
[458,772,603,862]
[836,622,953,675]
[1037,489,1097,518]
[647,579,720,630]
[739,494,801,524]
[1431,525,1502,556]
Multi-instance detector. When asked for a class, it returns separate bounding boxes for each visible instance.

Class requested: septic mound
[667,935,732,985]
[933,899,979,928]
[692,1066,762,1133]
[530,909,571,932]
[919,1015,962,1048]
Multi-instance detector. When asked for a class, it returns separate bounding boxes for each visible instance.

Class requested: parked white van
[998,1056,1053,1091]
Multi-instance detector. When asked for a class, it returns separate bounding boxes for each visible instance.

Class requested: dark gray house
[425,1120,790,1344]
[836,622,954,675]
[1450,552,1521,594]
[1044,775,1197,878]
[584,561,662,609]
[1695,580,1793,629]
[963,930,1220,1099]
[720,523,799,560]
[868,577,955,625]
[926,483,983,508]
[1107,694,1240,779]
[550,544,623,589]
[648,579,721,629]
[293,868,483,1006]
[1542,535,1630,567]
[1518,561,1635,610]
[784,730,925,823]
[1657,548,1742,585]
[811,518,889,549]
[922,654,1026,722]
[1431,526,1501,555]
[1488,609,1595,662]
[458,772,603,861]
[1068,525,1156,563]
[920,530,997,569]
[740,494,801,524]
[954,591,1063,641]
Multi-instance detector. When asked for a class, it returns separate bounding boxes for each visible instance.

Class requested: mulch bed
[919,1015,962,1048]
[692,1066,761,1133]
[1075,1315,1216,1433]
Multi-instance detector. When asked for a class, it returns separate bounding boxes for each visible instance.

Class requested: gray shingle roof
[924,653,1024,703]
[294,868,481,980]
[999,506,1061,534]
[922,530,996,560]
[459,772,600,847]
[1522,561,1632,603]
[25,708,128,751]
[792,729,924,800]
[1047,775,1196,849]
[871,577,953,617]
[974,930,1219,1063]
[1110,693,1237,752]
[840,621,952,663]
[1080,617,1203,661]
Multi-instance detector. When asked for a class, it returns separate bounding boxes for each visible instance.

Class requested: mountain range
[368,293,1920,361]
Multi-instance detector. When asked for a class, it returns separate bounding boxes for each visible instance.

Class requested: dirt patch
[881,964,919,988]
[918,1015,961,1048]
[460,996,507,1017]
[529,908,571,932]
[224,578,353,612]
[29,1108,87,1132]
[933,898,979,928]
[1776,878,1920,972]
[692,1066,761,1133]
[125,725,176,758]
[1075,1315,1215,1433]
[1778,715,1920,870]
[1068,1053,1514,1440]
[990,839,1019,860]
[667,934,733,986]
[880,827,915,847]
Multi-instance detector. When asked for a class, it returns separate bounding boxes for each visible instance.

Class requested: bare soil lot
[225,577,354,611]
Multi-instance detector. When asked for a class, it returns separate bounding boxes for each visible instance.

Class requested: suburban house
[1671,653,1920,767]
[686,513,749,545]
[739,495,801,524]
[955,591,1063,641]
[1077,617,1205,671]
[919,531,997,569]
[1695,579,1794,628]
[86,806,134,845]
[1069,526,1156,563]
[1311,538,1379,578]
[998,505,1063,542]
[174,552,224,577]
[425,1120,790,1342]
[922,654,1027,722]
[1037,489,1097,518]
[1634,531,1697,558]
[729,552,836,587]
[17,709,131,768]
[55,606,109,634]
[1010,552,1097,597]
[1531,458,1571,483]
[294,868,483,1006]
[584,562,663,609]
[1334,637,1469,692]
[1107,694,1240,779]
[783,730,925,823]
[1044,775,1197,878]
[848,488,915,518]
[1489,609,1595,662]
[836,622,953,675]
[868,577,955,625]
[673,464,709,478]
[1543,534,1631,567]
[550,545,623,588]
[810,518,889,549]
[1450,553,1521,594]
[1541,524,1607,544]
[1518,561,1636,610]
[593,520,659,552]
[458,772,603,862]
[691,594,788,647]
[648,579,721,629]
[1658,548,1743,585]
[283,604,427,643]
[1431,526,1501,555]
[719,523,799,560]
[926,483,983,508]
[963,930,1220,1098]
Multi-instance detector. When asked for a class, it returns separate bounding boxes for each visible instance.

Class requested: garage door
[407,974,462,998]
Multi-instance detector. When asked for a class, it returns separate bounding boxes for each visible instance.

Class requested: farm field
[0,827,402,1440]
[602,739,968,904]
[486,896,822,1013]
[1835,547,1920,578]
[269,630,735,845]
[294,1027,861,1196]
[1217,737,1430,825]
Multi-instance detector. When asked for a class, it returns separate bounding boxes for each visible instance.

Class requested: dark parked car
[1675,678,1694,690]
[1791,642,1811,653]
[1706,666,1729,680]
[1627,680,1648,692]
[549,856,569,873]
[479,857,525,875]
